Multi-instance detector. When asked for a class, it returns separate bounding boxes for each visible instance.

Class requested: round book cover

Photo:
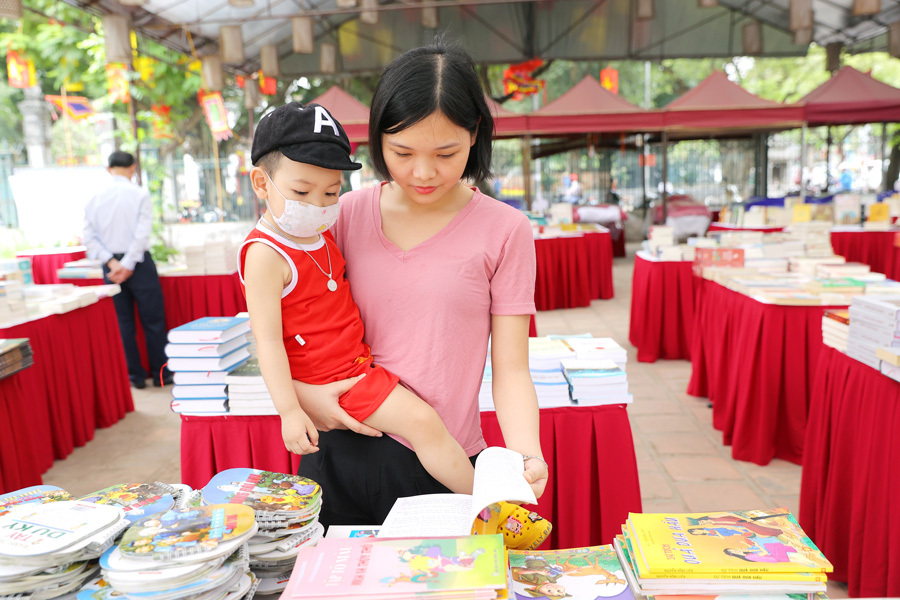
[0,501,124,558]
[77,483,176,523]
[201,468,321,514]
[0,486,72,518]
[118,504,255,559]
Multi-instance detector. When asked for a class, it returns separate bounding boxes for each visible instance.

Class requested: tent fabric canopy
[662,71,805,133]
[485,96,530,138]
[799,66,900,126]
[309,86,370,143]
[526,75,664,134]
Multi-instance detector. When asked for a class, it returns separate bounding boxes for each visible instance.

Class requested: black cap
[251,102,362,171]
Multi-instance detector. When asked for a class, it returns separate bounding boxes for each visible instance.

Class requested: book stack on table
[0,337,33,380]
[225,358,277,415]
[561,358,631,406]
[182,241,238,275]
[614,508,832,600]
[0,280,26,325]
[200,469,324,597]
[165,316,252,415]
[821,310,849,353]
[56,258,103,280]
[846,295,900,370]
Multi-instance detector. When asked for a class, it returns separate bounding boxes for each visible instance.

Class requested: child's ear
[249,166,269,200]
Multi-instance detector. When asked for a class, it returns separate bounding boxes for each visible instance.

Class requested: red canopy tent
[485,96,530,137]
[800,66,900,125]
[663,71,804,133]
[309,85,370,143]
[526,75,664,135]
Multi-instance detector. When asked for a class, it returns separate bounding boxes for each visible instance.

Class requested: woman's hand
[292,376,383,437]
[523,456,549,499]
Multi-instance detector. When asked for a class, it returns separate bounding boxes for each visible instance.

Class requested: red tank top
[238,224,370,383]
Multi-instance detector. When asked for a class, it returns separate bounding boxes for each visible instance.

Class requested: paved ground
[42,243,848,596]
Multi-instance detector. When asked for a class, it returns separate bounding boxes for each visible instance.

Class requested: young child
[239,102,476,495]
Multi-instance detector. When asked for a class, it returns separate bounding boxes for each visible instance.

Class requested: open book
[378,447,541,541]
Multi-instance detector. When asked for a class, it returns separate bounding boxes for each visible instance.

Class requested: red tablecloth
[829,229,900,280]
[534,232,614,311]
[799,346,900,598]
[706,223,786,233]
[629,254,697,363]
[686,280,841,465]
[0,372,42,493]
[0,298,133,494]
[16,248,87,285]
[180,404,641,549]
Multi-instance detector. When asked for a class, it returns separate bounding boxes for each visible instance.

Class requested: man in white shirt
[83,151,171,389]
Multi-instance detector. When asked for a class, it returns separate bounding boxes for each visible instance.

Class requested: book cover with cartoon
[282,535,508,598]
[509,546,633,600]
[0,485,71,518]
[627,509,833,575]
[77,483,176,523]
[201,468,321,514]
[0,501,123,557]
[118,504,255,559]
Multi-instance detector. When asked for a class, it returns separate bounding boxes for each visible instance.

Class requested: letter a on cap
[312,105,340,136]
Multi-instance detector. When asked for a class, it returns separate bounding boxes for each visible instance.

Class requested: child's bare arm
[243,242,319,455]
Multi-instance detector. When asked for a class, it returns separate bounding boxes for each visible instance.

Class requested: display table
[180,404,641,549]
[534,231,614,311]
[799,346,900,598]
[686,280,842,465]
[829,228,900,281]
[0,372,42,493]
[629,252,697,363]
[0,298,133,493]
[17,246,87,284]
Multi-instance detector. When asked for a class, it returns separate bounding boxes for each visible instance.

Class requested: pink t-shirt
[333,184,536,455]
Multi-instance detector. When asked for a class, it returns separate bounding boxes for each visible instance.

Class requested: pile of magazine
[0,498,129,598]
[200,468,325,597]
[165,316,252,415]
[614,508,833,599]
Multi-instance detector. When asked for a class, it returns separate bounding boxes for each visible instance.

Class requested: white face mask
[264,171,340,238]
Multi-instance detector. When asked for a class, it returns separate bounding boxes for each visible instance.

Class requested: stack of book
[821,309,850,353]
[877,345,900,383]
[528,337,575,369]
[56,258,103,280]
[0,338,33,380]
[98,503,257,599]
[201,468,324,596]
[529,364,572,408]
[561,358,631,406]
[815,261,872,279]
[615,508,832,599]
[846,295,900,370]
[0,280,26,325]
[789,255,845,278]
[183,241,239,275]
[558,336,628,372]
[165,316,252,415]
[77,481,182,524]
[281,534,510,600]
[225,358,277,415]
[0,257,33,285]
[0,500,130,598]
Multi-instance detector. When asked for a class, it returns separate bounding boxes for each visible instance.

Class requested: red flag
[258,71,277,95]
[198,90,233,141]
[151,104,173,139]
[106,63,130,104]
[600,67,619,94]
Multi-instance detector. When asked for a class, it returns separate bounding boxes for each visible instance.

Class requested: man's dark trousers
[103,251,169,386]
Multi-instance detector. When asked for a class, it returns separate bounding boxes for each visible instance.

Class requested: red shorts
[337,357,401,422]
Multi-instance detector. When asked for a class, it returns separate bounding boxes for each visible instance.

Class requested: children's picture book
[508,545,634,600]
[325,525,381,539]
[166,316,250,344]
[625,509,832,575]
[281,534,508,599]
[201,468,322,516]
[77,482,177,523]
[378,447,546,543]
[0,501,124,558]
[0,485,71,517]
[118,504,256,560]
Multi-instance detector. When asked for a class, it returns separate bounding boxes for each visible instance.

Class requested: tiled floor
[40,243,849,597]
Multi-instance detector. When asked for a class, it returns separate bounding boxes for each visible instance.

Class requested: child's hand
[523,456,549,499]
[281,410,320,455]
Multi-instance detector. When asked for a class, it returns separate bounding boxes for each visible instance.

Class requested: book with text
[167,316,250,344]
[509,545,634,600]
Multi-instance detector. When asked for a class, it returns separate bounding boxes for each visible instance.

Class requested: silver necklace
[261,218,338,292]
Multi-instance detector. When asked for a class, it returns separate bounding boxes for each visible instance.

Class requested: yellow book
[868,202,890,222]
[792,204,812,223]
[627,508,833,575]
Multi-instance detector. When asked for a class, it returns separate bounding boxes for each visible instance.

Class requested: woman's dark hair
[368,37,494,183]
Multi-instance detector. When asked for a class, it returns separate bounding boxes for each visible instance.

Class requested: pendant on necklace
[327,278,338,292]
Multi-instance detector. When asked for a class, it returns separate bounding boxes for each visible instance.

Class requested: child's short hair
[255,150,283,176]
[368,38,494,183]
